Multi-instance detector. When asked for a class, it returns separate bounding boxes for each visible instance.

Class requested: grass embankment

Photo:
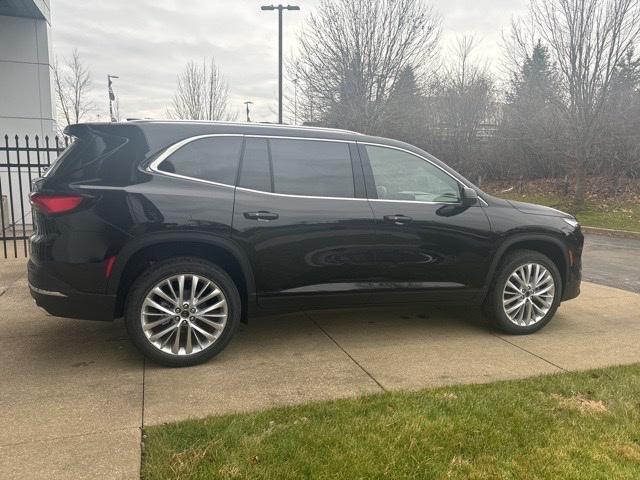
[494,191,640,233]
[142,364,640,479]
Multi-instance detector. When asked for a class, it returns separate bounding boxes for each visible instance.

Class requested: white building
[0,0,56,138]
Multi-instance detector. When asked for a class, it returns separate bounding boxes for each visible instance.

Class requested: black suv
[28,121,583,366]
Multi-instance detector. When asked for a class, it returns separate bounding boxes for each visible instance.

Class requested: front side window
[365,145,460,203]
[158,136,243,185]
[270,139,355,198]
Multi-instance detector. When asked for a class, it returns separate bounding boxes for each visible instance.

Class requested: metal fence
[1,134,68,259]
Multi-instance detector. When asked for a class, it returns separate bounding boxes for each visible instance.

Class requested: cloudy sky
[51,0,527,123]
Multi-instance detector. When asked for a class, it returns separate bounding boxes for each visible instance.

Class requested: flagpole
[108,74,119,122]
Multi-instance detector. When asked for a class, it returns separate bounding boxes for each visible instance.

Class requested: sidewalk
[1,259,640,479]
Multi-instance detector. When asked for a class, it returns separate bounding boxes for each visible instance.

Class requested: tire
[124,257,241,367]
[484,249,562,334]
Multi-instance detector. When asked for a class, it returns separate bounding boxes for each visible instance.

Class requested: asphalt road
[582,233,640,293]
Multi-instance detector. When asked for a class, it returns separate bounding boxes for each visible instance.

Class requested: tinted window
[366,145,460,203]
[158,136,242,185]
[270,139,354,197]
[238,137,272,192]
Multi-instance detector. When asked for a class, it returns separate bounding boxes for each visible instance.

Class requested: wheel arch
[108,233,256,321]
[485,234,569,299]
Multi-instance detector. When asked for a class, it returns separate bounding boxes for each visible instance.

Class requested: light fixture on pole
[261,4,300,124]
[244,101,254,122]
[108,74,119,122]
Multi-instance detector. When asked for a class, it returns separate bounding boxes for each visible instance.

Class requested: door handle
[384,214,412,224]
[244,211,279,221]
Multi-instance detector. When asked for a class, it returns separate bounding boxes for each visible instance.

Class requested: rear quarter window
[158,136,243,185]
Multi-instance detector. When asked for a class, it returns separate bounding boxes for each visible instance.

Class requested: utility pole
[107,74,119,122]
[244,101,253,122]
[261,4,300,124]
[293,76,298,125]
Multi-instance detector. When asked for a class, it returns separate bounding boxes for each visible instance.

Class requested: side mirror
[461,187,479,207]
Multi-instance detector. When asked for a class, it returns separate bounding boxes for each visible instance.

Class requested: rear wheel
[124,257,241,367]
[485,250,562,334]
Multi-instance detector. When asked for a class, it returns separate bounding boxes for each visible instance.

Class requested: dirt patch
[551,393,608,413]
[437,392,459,401]
[616,443,640,462]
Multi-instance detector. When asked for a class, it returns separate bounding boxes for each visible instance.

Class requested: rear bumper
[28,260,116,321]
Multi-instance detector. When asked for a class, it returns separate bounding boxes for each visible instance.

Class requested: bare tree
[429,36,496,174]
[169,58,237,121]
[292,0,441,133]
[53,49,94,129]
[598,48,640,178]
[524,0,640,206]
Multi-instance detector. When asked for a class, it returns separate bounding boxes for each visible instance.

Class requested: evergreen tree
[381,66,426,144]
[509,40,557,106]
[502,40,565,178]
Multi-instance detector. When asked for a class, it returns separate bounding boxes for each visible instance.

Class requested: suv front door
[232,136,378,309]
[359,143,493,303]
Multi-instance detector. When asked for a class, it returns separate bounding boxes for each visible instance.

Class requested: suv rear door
[232,136,378,309]
[359,142,493,303]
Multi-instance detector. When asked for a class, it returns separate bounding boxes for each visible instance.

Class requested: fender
[483,231,570,295]
[107,231,256,300]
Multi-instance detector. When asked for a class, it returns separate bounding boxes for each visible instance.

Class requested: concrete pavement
[1,234,639,479]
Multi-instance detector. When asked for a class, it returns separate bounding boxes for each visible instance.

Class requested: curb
[582,226,640,240]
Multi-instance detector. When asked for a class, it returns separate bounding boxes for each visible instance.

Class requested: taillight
[30,193,84,215]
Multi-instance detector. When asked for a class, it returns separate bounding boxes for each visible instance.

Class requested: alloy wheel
[140,274,228,355]
[502,263,555,326]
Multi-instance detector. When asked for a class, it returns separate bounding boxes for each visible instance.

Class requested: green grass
[493,192,640,232]
[142,364,640,480]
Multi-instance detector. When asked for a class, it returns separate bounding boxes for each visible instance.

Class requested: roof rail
[127,119,362,135]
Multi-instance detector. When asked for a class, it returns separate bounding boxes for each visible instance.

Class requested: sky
[50,0,528,124]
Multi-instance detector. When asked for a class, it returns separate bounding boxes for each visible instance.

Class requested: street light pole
[261,4,300,124]
[293,76,298,125]
[107,74,119,122]
[244,101,254,122]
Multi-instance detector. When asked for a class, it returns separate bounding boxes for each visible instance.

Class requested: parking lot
[1,233,639,479]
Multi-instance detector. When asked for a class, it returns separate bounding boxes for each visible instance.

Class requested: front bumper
[28,260,117,321]
[561,233,582,301]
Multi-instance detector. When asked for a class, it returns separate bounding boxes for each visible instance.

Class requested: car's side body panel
[28,121,583,322]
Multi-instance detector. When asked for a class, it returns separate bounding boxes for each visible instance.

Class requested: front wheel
[124,257,241,367]
[485,250,562,334]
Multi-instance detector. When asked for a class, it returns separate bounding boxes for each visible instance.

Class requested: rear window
[44,127,131,183]
[158,136,242,185]
[43,137,79,178]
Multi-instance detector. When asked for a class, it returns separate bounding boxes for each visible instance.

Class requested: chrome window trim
[147,133,487,206]
[236,186,368,201]
[147,134,242,189]
[369,198,463,205]
[359,141,489,207]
